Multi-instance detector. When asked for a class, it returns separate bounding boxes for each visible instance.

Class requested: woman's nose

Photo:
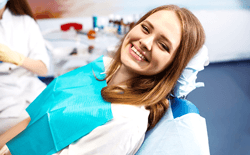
[139,35,154,51]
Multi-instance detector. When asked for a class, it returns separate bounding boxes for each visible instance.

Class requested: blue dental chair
[136,97,210,155]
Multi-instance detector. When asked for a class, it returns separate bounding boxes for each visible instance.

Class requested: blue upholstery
[170,97,199,119]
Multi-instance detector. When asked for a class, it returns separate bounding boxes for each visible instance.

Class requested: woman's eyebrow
[160,35,173,52]
[144,20,173,52]
[144,20,154,29]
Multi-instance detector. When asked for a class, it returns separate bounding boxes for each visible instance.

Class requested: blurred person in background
[0,0,50,135]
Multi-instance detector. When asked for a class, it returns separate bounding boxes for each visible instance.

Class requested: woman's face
[120,10,182,77]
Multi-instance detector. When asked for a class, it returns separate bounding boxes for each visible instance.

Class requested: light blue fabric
[7,55,113,155]
[136,98,207,155]
[136,98,206,155]
[0,0,8,10]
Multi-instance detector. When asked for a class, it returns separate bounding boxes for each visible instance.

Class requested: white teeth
[131,46,145,59]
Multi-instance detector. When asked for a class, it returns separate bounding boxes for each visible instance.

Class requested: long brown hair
[6,0,34,19]
[101,5,205,130]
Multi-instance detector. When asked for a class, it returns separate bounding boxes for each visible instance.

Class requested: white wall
[193,10,250,62]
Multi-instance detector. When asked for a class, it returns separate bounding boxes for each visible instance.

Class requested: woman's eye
[141,25,149,34]
[160,42,169,52]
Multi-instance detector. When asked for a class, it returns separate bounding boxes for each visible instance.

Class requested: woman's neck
[108,65,137,86]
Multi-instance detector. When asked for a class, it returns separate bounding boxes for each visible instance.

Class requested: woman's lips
[129,44,149,62]
[129,44,143,61]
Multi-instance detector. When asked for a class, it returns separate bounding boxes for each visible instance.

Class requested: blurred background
[28,0,250,154]
[28,0,250,63]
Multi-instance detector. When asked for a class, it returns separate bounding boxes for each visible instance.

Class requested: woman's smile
[129,44,149,62]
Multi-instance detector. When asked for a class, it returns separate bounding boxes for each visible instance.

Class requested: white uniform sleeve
[24,16,50,70]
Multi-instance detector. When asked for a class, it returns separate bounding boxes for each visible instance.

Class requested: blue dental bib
[7,56,113,155]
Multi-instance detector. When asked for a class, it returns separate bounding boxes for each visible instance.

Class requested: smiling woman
[120,10,181,76]
[103,5,205,129]
[0,4,208,155]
